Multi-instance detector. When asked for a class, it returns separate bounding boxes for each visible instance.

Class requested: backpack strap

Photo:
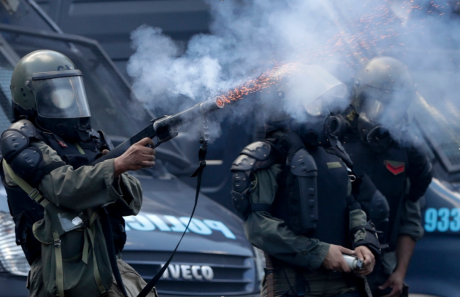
[87,211,108,296]
[52,231,65,297]
[3,160,49,208]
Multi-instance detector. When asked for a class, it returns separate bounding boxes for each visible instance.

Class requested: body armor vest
[272,145,351,248]
[1,126,126,264]
[343,138,408,249]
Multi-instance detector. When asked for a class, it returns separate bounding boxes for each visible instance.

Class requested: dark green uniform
[2,49,158,297]
[2,140,157,297]
[232,130,381,297]
[342,121,430,295]
[246,164,369,296]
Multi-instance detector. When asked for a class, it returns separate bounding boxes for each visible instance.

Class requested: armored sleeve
[398,199,424,241]
[244,164,330,270]
[4,140,142,213]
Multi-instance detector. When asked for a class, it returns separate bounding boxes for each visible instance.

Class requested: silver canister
[343,254,363,270]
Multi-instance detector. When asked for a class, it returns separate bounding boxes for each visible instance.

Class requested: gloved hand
[278,131,305,165]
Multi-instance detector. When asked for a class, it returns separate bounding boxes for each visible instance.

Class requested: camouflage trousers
[261,265,361,297]
[27,258,158,297]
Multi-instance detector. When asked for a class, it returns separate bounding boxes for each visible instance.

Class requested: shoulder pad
[1,120,39,162]
[9,120,38,138]
[241,141,272,161]
[231,154,257,171]
[1,130,30,162]
[9,147,43,179]
[231,141,278,172]
[291,149,317,177]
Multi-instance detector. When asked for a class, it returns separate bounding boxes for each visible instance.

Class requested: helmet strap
[12,102,36,122]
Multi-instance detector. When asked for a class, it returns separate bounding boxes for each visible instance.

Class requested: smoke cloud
[127,0,460,154]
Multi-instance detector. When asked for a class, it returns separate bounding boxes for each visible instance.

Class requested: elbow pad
[1,120,65,187]
[351,221,388,257]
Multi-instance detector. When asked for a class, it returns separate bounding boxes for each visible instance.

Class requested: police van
[0,2,263,296]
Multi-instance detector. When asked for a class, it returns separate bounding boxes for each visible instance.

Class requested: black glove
[351,221,388,257]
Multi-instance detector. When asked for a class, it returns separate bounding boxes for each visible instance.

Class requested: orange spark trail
[215,0,444,108]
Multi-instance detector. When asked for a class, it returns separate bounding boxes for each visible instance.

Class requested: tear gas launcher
[91,99,223,297]
[92,100,222,165]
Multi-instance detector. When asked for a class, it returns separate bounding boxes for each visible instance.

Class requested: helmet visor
[30,70,90,119]
[361,90,413,124]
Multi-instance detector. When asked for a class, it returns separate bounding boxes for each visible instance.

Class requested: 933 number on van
[424,207,460,232]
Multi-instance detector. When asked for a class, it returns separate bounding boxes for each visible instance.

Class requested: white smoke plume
[127,0,460,153]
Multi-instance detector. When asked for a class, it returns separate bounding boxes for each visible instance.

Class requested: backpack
[4,161,113,297]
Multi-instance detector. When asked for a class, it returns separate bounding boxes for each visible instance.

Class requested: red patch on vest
[385,160,405,175]
[58,140,68,148]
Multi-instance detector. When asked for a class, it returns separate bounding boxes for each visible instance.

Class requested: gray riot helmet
[352,56,415,146]
[260,65,348,146]
[10,50,92,142]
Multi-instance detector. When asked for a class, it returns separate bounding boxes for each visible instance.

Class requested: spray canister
[342,254,363,270]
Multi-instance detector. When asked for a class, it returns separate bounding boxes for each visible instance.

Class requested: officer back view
[231,68,384,297]
[340,56,433,297]
[0,50,157,297]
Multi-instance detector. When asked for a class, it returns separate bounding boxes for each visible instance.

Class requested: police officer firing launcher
[0,50,157,297]
[339,57,433,297]
[231,68,385,297]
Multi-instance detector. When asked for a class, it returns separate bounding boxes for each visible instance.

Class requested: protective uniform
[0,50,157,297]
[340,57,433,296]
[232,68,382,297]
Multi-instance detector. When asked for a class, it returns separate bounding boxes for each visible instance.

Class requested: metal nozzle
[343,254,363,270]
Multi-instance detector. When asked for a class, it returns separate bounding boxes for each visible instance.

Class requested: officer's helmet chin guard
[26,70,90,119]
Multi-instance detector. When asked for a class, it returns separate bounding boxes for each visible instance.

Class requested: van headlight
[253,247,265,281]
[0,211,30,276]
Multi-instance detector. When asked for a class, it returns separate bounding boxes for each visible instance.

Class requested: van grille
[122,251,256,296]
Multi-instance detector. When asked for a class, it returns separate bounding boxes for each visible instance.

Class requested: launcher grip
[91,124,156,165]
[91,100,221,166]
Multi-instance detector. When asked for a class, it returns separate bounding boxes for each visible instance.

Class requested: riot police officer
[0,50,157,297]
[231,68,383,297]
[339,56,433,297]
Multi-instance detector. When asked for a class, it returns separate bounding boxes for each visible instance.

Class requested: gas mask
[355,91,412,152]
[26,70,93,142]
[352,56,416,151]
[293,102,347,148]
[357,113,393,153]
